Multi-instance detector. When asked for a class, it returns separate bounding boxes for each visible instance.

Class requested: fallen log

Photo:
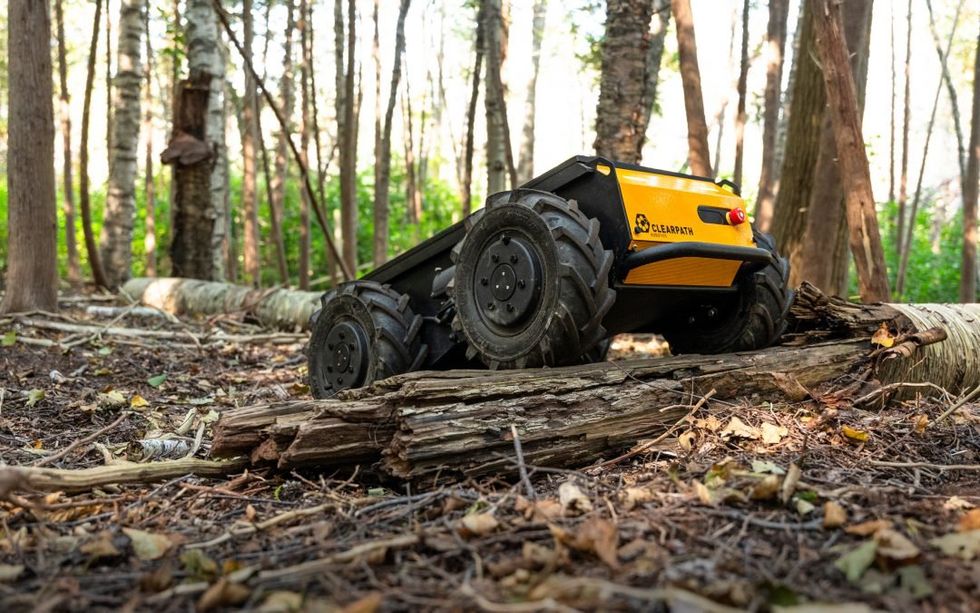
[121,277,323,331]
[211,285,980,481]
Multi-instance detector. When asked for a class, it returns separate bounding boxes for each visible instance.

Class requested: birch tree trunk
[180,0,227,282]
[99,0,144,288]
[754,0,788,233]
[374,0,412,265]
[142,6,156,277]
[670,0,711,176]
[483,0,516,194]
[1,0,58,313]
[241,0,261,287]
[811,0,890,302]
[897,0,912,261]
[55,0,80,286]
[516,0,547,183]
[925,0,966,191]
[960,26,980,303]
[593,0,657,164]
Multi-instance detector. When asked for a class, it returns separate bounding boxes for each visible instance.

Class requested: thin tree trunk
[771,1,803,196]
[732,0,749,187]
[99,0,145,289]
[638,4,670,151]
[241,0,260,286]
[795,0,873,296]
[79,0,109,289]
[897,0,912,261]
[374,0,412,263]
[896,1,965,298]
[106,0,113,168]
[297,0,312,290]
[812,0,890,302]
[755,0,789,232]
[516,0,547,183]
[593,0,660,165]
[670,0,711,176]
[710,6,738,179]
[372,0,384,265]
[1,0,58,313]
[461,5,485,217]
[961,25,980,303]
[271,0,295,285]
[483,0,517,193]
[403,83,421,226]
[55,0,80,286]
[888,3,896,204]
[335,0,358,276]
[925,0,967,193]
[142,6,156,277]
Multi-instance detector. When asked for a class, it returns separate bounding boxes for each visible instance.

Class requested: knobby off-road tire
[451,189,616,369]
[662,230,793,355]
[307,281,426,398]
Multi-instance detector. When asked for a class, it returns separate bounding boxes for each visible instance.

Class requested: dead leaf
[621,486,656,510]
[677,430,697,451]
[197,578,250,611]
[823,501,848,528]
[912,414,928,434]
[123,527,173,561]
[550,517,619,569]
[180,549,219,580]
[340,592,383,613]
[845,519,892,537]
[795,497,816,515]
[751,459,785,475]
[558,481,593,515]
[875,528,920,561]
[459,512,499,538]
[958,509,980,532]
[720,416,760,440]
[750,475,781,501]
[931,530,980,560]
[26,389,45,407]
[80,532,122,560]
[130,394,150,409]
[834,539,877,582]
[98,390,126,409]
[0,564,24,582]
[692,480,713,505]
[695,415,723,432]
[871,323,895,348]
[761,422,788,445]
[257,591,304,612]
[943,496,975,511]
[841,425,870,443]
[780,463,802,504]
[896,565,933,600]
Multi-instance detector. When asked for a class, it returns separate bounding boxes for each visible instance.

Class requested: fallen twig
[33,413,129,467]
[868,460,980,471]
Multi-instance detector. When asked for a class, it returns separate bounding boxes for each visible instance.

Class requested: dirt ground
[0,296,978,612]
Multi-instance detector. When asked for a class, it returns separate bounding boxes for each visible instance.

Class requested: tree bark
[516,0,547,183]
[79,0,110,289]
[402,83,421,226]
[897,0,911,261]
[212,285,980,479]
[99,0,145,289]
[142,5,156,277]
[888,3,896,204]
[754,0,789,233]
[372,0,384,265]
[55,0,80,286]
[732,0,749,187]
[811,0,889,302]
[270,0,294,286]
[795,0,873,295]
[297,0,313,289]
[483,0,516,194]
[1,0,58,313]
[374,0,412,265]
[335,0,358,276]
[122,277,322,331]
[960,25,980,303]
[593,0,660,164]
[241,0,261,287]
[670,0,711,176]
[461,4,485,217]
[178,0,227,282]
[771,1,824,276]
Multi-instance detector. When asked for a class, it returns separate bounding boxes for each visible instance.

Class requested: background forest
[0,0,978,306]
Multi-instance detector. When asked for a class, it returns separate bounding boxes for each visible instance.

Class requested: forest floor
[0,294,978,612]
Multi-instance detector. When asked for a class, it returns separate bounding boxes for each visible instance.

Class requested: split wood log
[0,457,247,495]
[121,277,323,331]
[212,284,980,481]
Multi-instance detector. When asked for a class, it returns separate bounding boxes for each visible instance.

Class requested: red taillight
[727,207,746,225]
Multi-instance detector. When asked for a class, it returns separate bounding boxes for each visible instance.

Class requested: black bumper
[619,241,776,277]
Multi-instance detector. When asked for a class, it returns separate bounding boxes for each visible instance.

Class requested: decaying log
[211,285,980,481]
[121,277,322,331]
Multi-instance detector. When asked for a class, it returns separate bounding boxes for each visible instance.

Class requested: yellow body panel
[602,165,755,287]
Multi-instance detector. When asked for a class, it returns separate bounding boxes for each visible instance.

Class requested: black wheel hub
[474,233,541,327]
[322,320,369,389]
